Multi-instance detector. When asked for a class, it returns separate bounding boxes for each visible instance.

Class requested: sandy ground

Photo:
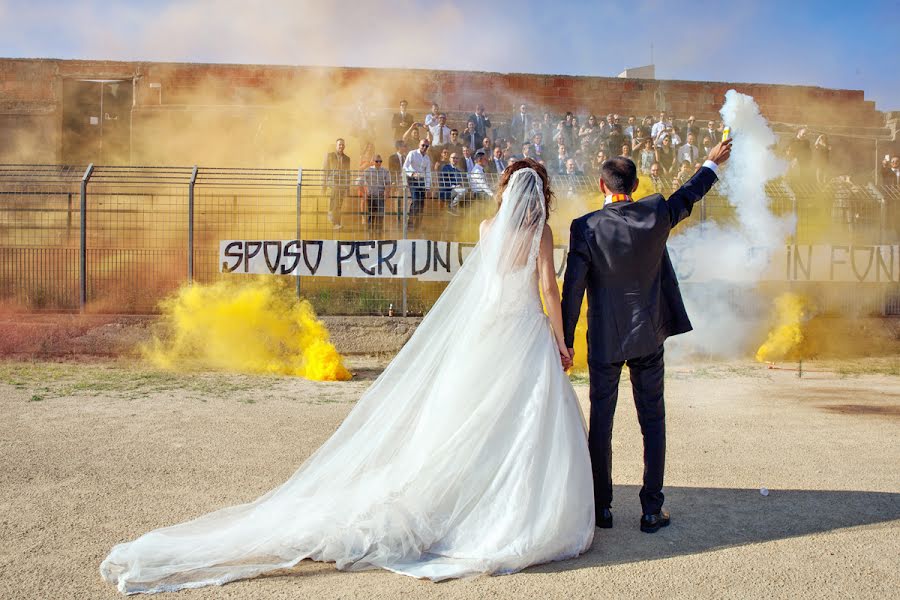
[1,356,898,599]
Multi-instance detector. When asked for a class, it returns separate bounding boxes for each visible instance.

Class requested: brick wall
[0,57,890,167]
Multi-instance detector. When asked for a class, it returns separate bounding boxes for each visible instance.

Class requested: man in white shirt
[424,102,440,129]
[651,111,670,142]
[403,139,432,232]
[677,133,700,165]
[623,115,638,141]
[467,150,492,197]
[428,114,452,158]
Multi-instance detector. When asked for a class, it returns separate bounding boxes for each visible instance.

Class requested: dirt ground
[1,355,898,599]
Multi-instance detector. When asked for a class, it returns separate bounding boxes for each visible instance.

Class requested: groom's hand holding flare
[708,138,733,165]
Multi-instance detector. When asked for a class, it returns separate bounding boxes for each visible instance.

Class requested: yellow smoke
[755,292,809,363]
[143,277,351,381]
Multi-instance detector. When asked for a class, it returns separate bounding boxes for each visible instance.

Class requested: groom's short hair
[600,157,637,193]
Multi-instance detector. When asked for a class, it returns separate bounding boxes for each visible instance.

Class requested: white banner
[220,240,899,284]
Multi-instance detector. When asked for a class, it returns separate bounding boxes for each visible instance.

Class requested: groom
[561,139,732,533]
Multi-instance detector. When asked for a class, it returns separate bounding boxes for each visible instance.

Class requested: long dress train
[100,167,595,594]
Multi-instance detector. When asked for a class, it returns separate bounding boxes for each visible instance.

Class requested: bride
[101,159,595,594]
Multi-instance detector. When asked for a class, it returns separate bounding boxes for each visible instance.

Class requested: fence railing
[2,163,899,315]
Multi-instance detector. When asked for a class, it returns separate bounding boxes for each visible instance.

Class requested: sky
[1,0,898,110]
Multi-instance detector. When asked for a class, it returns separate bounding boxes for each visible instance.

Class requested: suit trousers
[328,188,346,226]
[366,193,385,234]
[588,344,666,515]
[407,179,426,231]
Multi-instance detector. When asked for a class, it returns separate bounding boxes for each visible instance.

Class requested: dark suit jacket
[485,157,506,174]
[391,112,415,142]
[461,131,480,151]
[468,113,492,140]
[561,166,719,363]
[388,153,405,177]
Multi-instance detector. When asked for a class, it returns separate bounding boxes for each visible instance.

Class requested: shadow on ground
[534,485,900,573]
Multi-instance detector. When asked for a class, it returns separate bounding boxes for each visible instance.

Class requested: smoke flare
[667,90,792,358]
[755,292,809,363]
[142,278,351,381]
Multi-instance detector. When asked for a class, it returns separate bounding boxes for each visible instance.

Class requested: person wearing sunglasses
[362,155,392,235]
[402,139,432,232]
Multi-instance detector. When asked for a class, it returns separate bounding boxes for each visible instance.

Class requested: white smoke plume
[667,89,792,358]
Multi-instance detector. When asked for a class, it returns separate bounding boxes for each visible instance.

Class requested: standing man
[388,140,407,176]
[322,138,351,229]
[388,140,408,228]
[444,128,466,171]
[424,102,441,129]
[682,115,698,141]
[510,104,531,144]
[786,127,812,173]
[623,116,638,142]
[704,120,718,147]
[402,139,432,232]
[677,133,700,166]
[428,113,452,159]
[461,120,479,151]
[561,139,733,534]
[468,104,492,142]
[362,155,391,235]
[391,100,415,143]
[882,155,900,186]
[651,111,670,142]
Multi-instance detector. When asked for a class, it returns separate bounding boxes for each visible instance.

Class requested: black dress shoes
[639,509,670,533]
[596,508,613,529]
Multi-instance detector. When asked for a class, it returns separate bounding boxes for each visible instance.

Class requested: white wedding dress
[101,168,595,594]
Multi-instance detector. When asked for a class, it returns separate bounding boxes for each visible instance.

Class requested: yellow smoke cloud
[143,277,351,381]
[755,292,809,363]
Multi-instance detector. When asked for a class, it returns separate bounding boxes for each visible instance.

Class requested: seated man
[439,152,466,204]
[449,150,491,215]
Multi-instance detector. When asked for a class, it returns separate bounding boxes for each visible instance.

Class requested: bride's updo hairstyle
[495,158,554,215]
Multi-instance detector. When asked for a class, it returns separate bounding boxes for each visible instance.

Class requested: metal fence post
[188,165,198,283]
[79,163,94,312]
[296,167,303,298]
[401,182,408,317]
[66,192,73,243]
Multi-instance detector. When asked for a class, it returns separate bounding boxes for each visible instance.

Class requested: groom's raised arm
[666,139,732,228]
[561,220,590,350]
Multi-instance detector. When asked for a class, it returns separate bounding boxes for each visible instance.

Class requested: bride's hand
[559,348,573,371]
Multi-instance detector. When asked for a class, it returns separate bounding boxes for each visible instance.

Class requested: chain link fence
[2,163,899,315]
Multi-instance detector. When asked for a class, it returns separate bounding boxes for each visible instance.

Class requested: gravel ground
[0,357,898,599]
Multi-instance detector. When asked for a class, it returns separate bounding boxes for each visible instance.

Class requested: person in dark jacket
[561,139,732,533]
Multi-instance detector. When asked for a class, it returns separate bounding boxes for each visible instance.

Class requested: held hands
[559,346,573,371]
[707,138,733,165]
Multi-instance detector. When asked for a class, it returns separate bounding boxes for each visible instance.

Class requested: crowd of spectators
[323,99,900,235]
